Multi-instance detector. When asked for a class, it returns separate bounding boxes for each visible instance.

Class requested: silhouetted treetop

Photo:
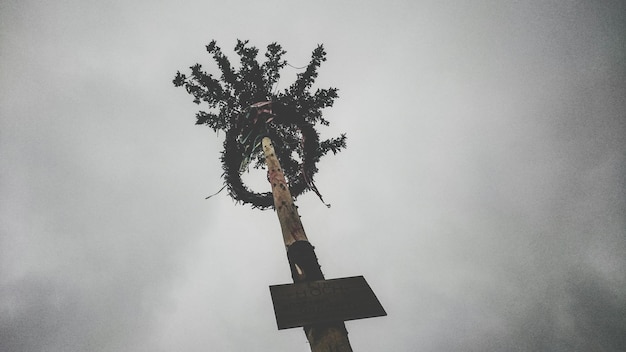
[173,39,346,209]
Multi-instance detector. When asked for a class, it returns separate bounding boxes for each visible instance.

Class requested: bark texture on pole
[263,137,308,246]
[262,137,353,352]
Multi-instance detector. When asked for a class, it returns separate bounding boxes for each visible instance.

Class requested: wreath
[174,40,346,209]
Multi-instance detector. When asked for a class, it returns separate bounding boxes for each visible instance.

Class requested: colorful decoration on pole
[173,40,347,209]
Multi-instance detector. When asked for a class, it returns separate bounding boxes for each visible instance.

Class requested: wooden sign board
[269,276,386,330]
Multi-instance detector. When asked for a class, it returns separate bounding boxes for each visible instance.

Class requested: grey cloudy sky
[1,1,625,351]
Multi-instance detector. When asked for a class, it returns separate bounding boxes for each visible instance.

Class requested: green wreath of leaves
[174,40,346,209]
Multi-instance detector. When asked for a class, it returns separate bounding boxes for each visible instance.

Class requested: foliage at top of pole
[173,39,347,209]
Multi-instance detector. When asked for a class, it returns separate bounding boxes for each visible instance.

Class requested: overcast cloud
[1,1,625,351]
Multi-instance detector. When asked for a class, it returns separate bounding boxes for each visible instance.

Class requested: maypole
[262,135,352,351]
[174,39,385,352]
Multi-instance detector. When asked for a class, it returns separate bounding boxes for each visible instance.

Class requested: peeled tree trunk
[263,136,308,247]
[262,137,353,352]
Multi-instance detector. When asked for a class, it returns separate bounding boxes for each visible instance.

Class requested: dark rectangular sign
[269,276,386,330]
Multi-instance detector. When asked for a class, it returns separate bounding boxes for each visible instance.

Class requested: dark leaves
[172,71,186,87]
[174,39,347,207]
[175,40,341,135]
[320,134,347,155]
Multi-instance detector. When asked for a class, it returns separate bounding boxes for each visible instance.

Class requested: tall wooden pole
[262,137,353,352]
